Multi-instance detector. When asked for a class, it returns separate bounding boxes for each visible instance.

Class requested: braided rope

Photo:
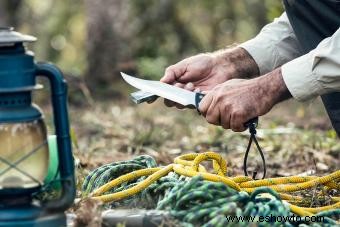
[82,152,340,225]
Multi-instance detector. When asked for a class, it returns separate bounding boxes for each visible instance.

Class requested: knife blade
[121,72,205,109]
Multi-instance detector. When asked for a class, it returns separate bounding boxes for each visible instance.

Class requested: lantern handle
[35,62,76,211]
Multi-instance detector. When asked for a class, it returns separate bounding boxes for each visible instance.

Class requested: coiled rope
[82,152,340,225]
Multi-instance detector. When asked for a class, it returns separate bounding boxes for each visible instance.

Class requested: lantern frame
[0,28,75,226]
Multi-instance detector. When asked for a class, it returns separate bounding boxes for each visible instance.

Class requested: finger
[220,107,231,130]
[174,83,186,109]
[164,99,185,108]
[231,122,246,132]
[164,99,176,107]
[174,82,185,88]
[194,87,201,93]
[230,110,247,132]
[147,96,159,104]
[164,83,186,108]
[205,102,220,125]
[161,62,186,83]
[198,92,213,116]
[161,66,176,83]
[182,82,196,109]
[184,82,195,91]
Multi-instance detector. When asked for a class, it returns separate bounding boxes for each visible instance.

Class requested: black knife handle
[195,93,205,113]
[195,93,258,128]
[244,117,258,129]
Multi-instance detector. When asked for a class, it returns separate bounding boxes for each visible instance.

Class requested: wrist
[212,47,260,79]
[257,67,292,107]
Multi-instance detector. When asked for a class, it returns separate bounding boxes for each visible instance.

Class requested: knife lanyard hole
[243,123,266,180]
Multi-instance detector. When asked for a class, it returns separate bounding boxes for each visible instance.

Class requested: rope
[82,155,179,208]
[82,152,340,225]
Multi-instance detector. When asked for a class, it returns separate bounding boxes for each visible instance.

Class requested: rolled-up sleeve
[239,13,302,75]
[282,28,340,101]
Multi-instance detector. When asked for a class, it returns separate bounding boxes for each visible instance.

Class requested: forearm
[210,12,300,81]
[212,47,260,79]
[256,67,292,108]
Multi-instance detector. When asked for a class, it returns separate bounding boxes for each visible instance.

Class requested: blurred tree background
[1,0,283,97]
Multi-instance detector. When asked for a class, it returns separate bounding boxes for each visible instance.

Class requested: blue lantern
[0,27,75,226]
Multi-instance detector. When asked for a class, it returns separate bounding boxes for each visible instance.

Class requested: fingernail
[186,82,194,89]
[175,83,185,88]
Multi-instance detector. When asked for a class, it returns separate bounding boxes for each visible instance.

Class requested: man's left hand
[198,67,291,131]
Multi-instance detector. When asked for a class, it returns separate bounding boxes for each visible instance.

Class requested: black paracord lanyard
[243,121,266,179]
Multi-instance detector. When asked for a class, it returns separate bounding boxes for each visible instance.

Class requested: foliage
[9,0,283,81]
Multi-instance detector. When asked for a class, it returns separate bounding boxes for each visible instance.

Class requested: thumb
[161,62,187,84]
[198,92,213,116]
[161,67,175,83]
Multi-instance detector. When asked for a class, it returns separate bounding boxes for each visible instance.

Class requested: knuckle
[214,84,222,89]
[215,91,224,102]
[165,66,175,75]
[165,65,174,71]
[223,101,232,110]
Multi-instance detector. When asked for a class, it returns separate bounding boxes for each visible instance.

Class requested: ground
[52,92,339,225]
[68,96,339,192]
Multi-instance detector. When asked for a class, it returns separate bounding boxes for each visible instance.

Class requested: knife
[121,72,205,109]
[121,72,258,127]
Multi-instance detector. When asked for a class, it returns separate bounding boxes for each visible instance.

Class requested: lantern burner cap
[0,27,36,46]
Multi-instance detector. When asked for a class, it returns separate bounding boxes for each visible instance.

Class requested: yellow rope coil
[91,152,340,216]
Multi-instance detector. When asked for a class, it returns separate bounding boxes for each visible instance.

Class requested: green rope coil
[82,155,179,208]
[157,177,291,227]
[82,155,339,226]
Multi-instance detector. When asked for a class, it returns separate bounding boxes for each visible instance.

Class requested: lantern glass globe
[0,119,49,189]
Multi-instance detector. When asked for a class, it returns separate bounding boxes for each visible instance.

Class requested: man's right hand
[159,47,259,108]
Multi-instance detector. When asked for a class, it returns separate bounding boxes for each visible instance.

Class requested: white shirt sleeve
[239,12,303,75]
[282,28,340,101]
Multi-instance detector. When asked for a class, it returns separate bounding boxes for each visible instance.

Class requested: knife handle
[195,93,259,129]
[195,93,205,111]
[244,117,258,129]
[130,90,158,104]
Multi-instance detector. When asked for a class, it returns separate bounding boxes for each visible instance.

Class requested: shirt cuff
[281,52,322,101]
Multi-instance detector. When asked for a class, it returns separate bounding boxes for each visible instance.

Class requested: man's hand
[160,47,259,108]
[199,67,291,131]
